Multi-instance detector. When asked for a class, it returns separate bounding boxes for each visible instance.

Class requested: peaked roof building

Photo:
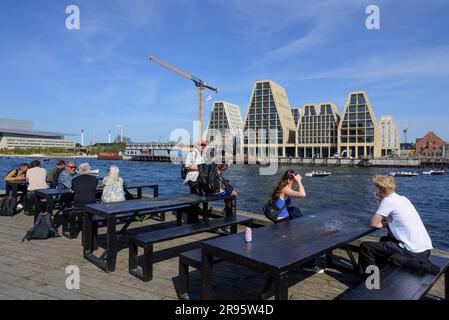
[206,101,244,155]
[338,91,380,158]
[243,80,296,158]
[297,103,340,158]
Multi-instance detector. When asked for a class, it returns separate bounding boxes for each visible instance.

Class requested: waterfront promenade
[0,208,447,300]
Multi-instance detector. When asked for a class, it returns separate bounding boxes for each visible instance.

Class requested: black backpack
[197,162,221,195]
[181,164,188,180]
[22,212,59,241]
[262,200,287,222]
[0,196,17,216]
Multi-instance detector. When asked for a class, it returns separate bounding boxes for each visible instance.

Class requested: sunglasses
[68,166,76,169]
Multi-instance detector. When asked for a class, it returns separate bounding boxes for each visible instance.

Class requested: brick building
[415,131,446,158]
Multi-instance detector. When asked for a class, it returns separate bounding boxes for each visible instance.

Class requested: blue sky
[1,0,449,144]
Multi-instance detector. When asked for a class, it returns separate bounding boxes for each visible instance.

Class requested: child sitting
[215,163,237,217]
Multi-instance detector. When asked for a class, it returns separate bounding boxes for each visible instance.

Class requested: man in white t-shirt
[181,140,207,224]
[358,175,433,273]
[184,140,207,194]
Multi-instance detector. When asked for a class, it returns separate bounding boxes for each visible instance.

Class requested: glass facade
[244,82,283,145]
[339,93,378,158]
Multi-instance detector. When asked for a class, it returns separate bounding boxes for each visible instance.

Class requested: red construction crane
[148,56,219,137]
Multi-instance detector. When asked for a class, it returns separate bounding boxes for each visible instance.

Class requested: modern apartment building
[297,103,340,158]
[338,92,380,158]
[379,115,400,156]
[243,80,296,158]
[291,107,301,127]
[206,101,244,155]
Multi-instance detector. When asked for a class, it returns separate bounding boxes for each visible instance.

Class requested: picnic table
[33,182,159,213]
[83,194,235,273]
[201,211,376,300]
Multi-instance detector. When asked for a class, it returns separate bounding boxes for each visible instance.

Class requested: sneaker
[16,204,23,211]
[214,227,230,235]
[303,265,325,274]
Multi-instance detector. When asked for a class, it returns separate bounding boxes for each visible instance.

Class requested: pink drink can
[245,227,252,242]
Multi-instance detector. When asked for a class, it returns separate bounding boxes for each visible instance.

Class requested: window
[357,94,366,104]
[358,105,366,112]
[348,105,357,113]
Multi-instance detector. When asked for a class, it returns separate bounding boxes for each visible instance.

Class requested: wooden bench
[128,215,252,282]
[341,255,449,300]
[62,207,165,239]
[178,248,222,300]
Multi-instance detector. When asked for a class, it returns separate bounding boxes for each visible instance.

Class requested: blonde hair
[373,175,396,195]
[106,165,121,183]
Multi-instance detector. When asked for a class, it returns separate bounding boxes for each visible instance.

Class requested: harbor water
[1,157,448,250]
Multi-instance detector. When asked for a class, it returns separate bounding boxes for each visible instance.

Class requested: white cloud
[280,45,449,82]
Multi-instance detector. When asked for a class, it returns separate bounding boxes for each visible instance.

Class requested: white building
[206,101,244,156]
[379,115,400,156]
[0,119,75,149]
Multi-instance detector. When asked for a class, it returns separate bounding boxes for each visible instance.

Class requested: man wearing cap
[182,140,207,223]
[184,140,207,194]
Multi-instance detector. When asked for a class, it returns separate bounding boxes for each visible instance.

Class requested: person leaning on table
[357,175,433,274]
[4,163,28,210]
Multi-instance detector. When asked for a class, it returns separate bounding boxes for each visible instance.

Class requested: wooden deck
[0,208,447,300]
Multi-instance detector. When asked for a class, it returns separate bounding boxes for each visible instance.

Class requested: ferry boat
[422,169,445,175]
[305,170,332,177]
[389,171,418,177]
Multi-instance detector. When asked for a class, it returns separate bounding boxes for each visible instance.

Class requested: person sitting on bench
[25,160,48,214]
[4,163,28,210]
[101,165,125,203]
[71,163,98,208]
[357,175,433,274]
[214,163,237,217]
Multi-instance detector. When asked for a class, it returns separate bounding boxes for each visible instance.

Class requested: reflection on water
[0,157,448,250]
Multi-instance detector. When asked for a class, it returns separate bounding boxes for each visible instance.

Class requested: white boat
[422,169,445,175]
[305,171,332,177]
[89,169,100,175]
[389,171,418,177]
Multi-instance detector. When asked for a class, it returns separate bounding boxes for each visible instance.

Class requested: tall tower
[81,129,84,146]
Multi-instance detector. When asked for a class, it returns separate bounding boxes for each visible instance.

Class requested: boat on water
[43,158,50,162]
[305,170,332,177]
[389,171,418,177]
[422,169,445,175]
[89,169,100,175]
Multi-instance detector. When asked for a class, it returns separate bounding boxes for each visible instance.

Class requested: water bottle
[245,227,252,243]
